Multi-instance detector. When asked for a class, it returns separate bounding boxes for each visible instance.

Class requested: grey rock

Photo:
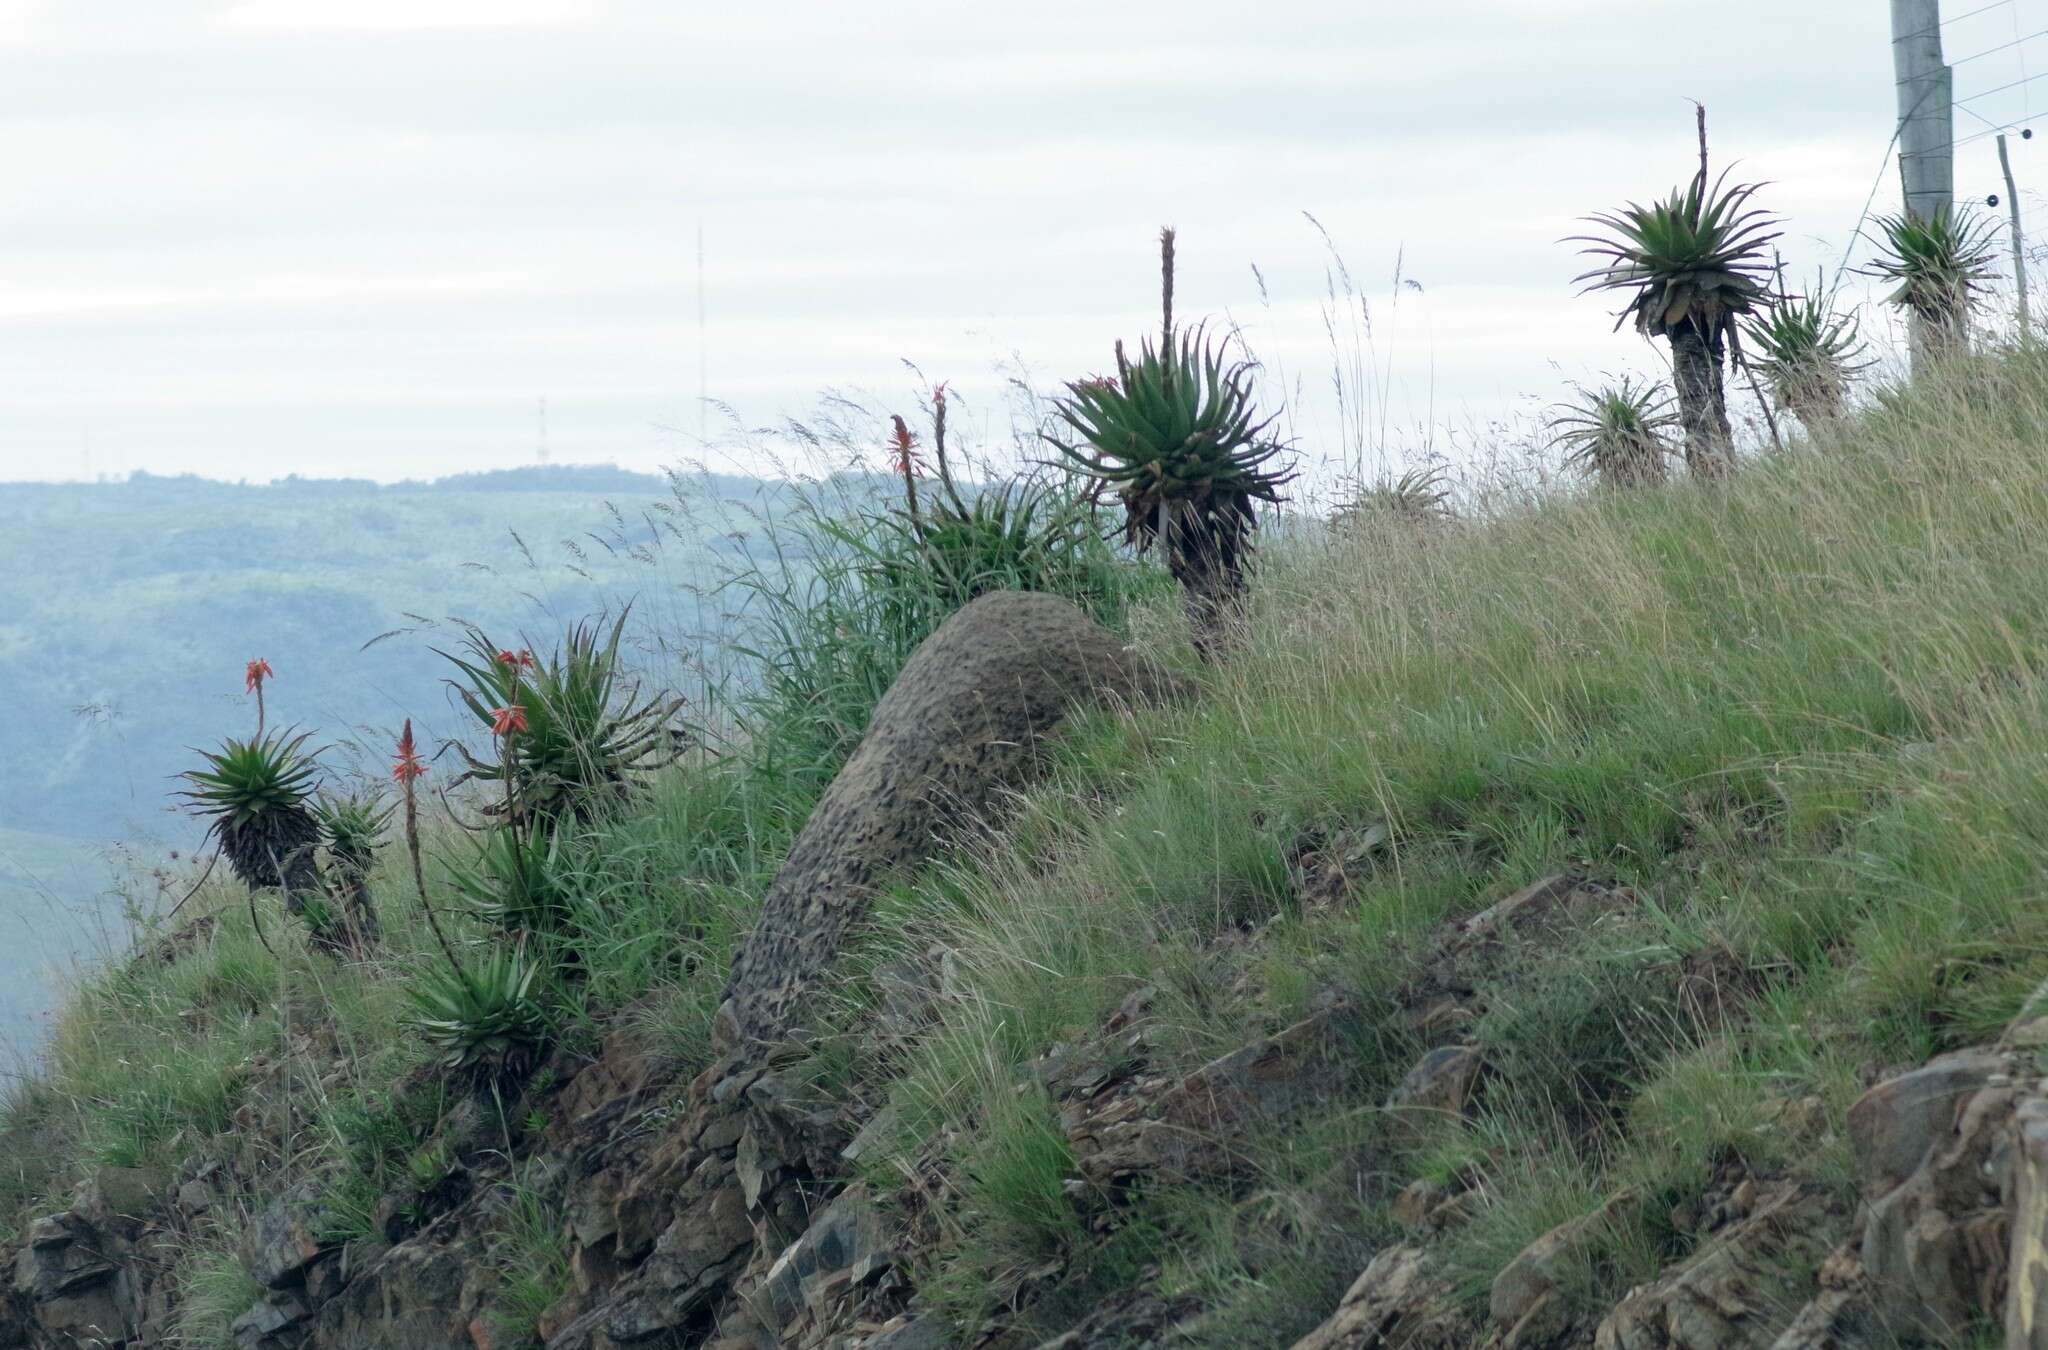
[1490,1190,1635,1346]
[1384,1045,1484,1125]
[2008,1095,2048,1347]
[231,1292,311,1350]
[1289,1246,1472,1349]
[758,1186,895,1332]
[1845,1047,2007,1201]
[713,591,1178,1067]
[1064,1003,1358,1186]
[244,1176,339,1290]
[1595,1183,1848,1350]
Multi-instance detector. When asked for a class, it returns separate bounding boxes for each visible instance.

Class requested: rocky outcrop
[1060,1000,1360,1189]
[543,593,1176,1347]
[1289,1246,1474,1349]
[1595,1182,1848,1350]
[711,590,1177,1072]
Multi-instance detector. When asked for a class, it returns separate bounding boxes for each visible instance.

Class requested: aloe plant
[1329,467,1455,534]
[1546,377,1678,488]
[178,728,332,932]
[439,612,685,826]
[1743,285,1867,428]
[313,789,391,947]
[408,945,547,1075]
[1865,207,2001,359]
[1572,170,1780,476]
[1047,229,1295,658]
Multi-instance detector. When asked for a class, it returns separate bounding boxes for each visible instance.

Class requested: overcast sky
[0,0,2042,485]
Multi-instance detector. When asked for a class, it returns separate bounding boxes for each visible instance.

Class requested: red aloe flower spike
[245,658,274,736]
[392,720,427,785]
[495,649,536,671]
[491,704,528,737]
[888,415,927,478]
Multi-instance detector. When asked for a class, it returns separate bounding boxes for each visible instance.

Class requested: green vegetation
[22,344,2048,1340]
[16,200,2048,1341]
[408,945,548,1074]
[177,721,333,941]
[1867,205,2003,356]
[1048,228,1294,658]
[439,613,684,828]
[1545,376,1677,488]
[1742,281,1867,429]
[1572,167,1780,473]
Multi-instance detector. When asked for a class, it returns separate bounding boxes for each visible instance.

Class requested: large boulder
[566,594,1175,1346]
[712,590,1177,1070]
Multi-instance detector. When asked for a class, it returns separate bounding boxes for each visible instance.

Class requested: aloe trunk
[1161,501,1248,661]
[329,862,384,950]
[1788,382,1846,433]
[1669,325,1733,477]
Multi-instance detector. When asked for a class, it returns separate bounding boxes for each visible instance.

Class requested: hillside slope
[11,354,2048,1347]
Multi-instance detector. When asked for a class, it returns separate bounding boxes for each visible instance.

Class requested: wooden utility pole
[1998,132,2030,341]
[1893,0,1954,370]
[1893,0,1954,221]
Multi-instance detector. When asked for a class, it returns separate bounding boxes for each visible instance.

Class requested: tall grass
[817,347,2048,1335]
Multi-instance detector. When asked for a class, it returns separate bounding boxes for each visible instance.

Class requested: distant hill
[0,462,778,1055]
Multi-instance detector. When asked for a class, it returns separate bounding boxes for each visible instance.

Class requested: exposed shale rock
[551,592,1174,1346]
[1288,1246,1475,1349]
[1594,1182,1849,1350]
[1058,1000,1361,1190]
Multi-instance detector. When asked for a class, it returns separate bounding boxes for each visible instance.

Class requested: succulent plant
[1742,286,1867,428]
[445,821,577,938]
[1329,467,1455,534]
[1047,230,1294,658]
[1572,169,1781,475]
[440,611,685,826]
[178,729,326,903]
[314,788,393,946]
[315,789,392,879]
[1546,377,1678,488]
[1865,207,2002,355]
[408,945,547,1075]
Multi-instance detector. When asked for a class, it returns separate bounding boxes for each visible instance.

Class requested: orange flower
[392,719,427,785]
[244,658,274,693]
[495,649,536,670]
[491,704,528,737]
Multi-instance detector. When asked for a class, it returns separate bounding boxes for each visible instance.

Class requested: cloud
[212,0,600,31]
[0,0,39,44]
[0,0,1990,484]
